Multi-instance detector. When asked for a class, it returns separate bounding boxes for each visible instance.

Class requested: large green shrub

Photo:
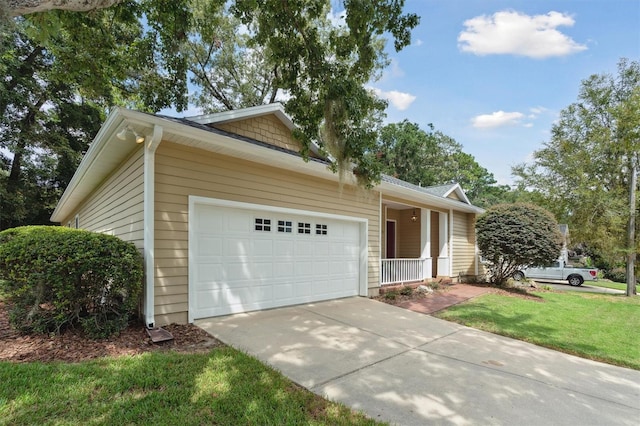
[0,226,143,338]
[476,203,563,285]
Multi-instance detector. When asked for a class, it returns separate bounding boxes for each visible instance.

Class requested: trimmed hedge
[0,226,143,338]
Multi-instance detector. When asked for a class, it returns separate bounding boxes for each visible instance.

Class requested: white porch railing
[381,258,431,285]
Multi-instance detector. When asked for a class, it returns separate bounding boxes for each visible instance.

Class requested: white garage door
[189,198,364,320]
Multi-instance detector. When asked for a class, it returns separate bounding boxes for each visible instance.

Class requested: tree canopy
[513,58,639,295]
[377,120,512,206]
[1,1,420,229]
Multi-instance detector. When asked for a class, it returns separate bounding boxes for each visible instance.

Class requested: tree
[0,21,104,229]
[232,0,419,187]
[185,1,279,113]
[2,0,123,17]
[0,4,192,229]
[377,120,512,206]
[476,203,563,285]
[513,58,639,296]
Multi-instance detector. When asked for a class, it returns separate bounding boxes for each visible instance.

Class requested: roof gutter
[143,125,162,328]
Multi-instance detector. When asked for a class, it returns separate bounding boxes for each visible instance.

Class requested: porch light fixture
[117,126,145,144]
[411,209,417,222]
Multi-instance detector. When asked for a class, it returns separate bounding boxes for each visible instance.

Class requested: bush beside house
[476,203,563,285]
[0,226,143,338]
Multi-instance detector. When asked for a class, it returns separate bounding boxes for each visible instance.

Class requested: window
[315,224,328,235]
[278,220,292,233]
[255,218,271,232]
[297,222,311,234]
[74,215,80,229]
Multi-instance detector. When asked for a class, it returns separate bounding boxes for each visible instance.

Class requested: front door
[386,220,396,259]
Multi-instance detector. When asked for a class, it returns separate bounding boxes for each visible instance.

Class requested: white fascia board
[128,111,340,182]
[379,181,484,214]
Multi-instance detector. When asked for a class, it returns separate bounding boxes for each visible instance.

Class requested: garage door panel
[274,261,295,279]
[196,236,223,256]
[191,201,363,319]
[295,240,315,256]
[314,241,329,256]
[274,240,295,256]
[226,238,252,256]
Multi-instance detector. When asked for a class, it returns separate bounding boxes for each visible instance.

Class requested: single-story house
[51,103,484,327]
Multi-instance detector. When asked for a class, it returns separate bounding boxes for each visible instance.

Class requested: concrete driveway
[196,297,640,425]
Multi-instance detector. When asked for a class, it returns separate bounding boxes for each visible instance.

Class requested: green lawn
[590,280,640,293]
[0,347,381,425]
[435,291,640,370]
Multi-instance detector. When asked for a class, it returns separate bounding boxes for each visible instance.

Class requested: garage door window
[255,218,271,231]
[278,220,292,233]
[316,224,328,235]
[298,222,311,234]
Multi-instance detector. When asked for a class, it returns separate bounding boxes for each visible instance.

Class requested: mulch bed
[374,282,545,306]
[0,299,223,363]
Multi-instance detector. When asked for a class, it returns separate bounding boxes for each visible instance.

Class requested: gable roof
[381,177,472,205]
[380,175,484,213]
[51,107,483,221]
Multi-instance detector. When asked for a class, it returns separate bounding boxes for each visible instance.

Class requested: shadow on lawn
[0,347,376,425]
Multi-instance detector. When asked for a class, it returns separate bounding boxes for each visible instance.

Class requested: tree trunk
[626,159,637,296]
[4,0,122,16]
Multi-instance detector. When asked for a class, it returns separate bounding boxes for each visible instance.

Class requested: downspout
[144,125,162,328]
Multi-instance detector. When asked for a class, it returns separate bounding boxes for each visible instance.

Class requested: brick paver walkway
[395,284,491,314]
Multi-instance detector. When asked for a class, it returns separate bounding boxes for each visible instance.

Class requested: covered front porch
[381,201,451,286]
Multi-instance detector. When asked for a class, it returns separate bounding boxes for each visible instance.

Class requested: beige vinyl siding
[59,148,145,249]
[452,211,478,278]
[447,191,461,201]
[154,142,380,325]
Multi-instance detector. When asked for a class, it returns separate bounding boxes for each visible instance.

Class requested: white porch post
[420,208,431,279]
[439,211,447,258]
[436,211,449,277]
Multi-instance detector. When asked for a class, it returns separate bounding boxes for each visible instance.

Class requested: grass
[590,280,640,293]
[0,347,382,425]
[435,291,640,370]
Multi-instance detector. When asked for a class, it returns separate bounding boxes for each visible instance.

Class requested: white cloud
[528,106,550,119]
[413,38,423,47]
[472,111,524,128]
[371,88,417,111]
[458,10,587,59]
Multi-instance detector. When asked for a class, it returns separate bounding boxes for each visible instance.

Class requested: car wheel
[568,275,584,286]
[513,271,525,281]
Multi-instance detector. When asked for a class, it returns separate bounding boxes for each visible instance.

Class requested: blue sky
[371,0,640,185]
